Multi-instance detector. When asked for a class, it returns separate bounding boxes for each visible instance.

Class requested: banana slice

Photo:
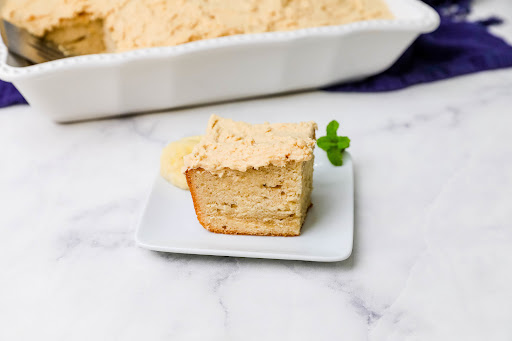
[160,136,203,190]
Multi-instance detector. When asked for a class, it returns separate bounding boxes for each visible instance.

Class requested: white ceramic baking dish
[0,0,439,122]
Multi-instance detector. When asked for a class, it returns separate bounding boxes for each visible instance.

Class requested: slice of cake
[183,115,317,236]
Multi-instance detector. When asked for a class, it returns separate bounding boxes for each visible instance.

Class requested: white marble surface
[1,2,512,340]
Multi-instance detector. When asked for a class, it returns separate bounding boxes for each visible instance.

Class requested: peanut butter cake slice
[183,115,317,236]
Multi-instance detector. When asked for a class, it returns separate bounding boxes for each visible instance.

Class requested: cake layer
[186,159,314,236]
[198,215,304,237]
[44,15,106,56]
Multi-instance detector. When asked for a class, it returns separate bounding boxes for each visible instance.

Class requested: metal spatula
[0,19,67,64]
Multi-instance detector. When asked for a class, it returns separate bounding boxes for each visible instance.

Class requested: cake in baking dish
[2,0,393,55]
[183,115,317,236]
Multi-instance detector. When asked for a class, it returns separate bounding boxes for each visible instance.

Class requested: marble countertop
[2,2,512,340]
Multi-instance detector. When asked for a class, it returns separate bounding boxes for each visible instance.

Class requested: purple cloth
[0,0,511,107]
[0,80,27,107]
[325,0,512,92]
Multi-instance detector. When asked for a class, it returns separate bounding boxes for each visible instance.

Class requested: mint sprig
[317,120,351,166]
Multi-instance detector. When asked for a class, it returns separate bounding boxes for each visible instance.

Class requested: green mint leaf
[326,120,339,138]
[337,136,351,150]
[327,147,343,166]
[317,136,337,151]
[317,120,350,166]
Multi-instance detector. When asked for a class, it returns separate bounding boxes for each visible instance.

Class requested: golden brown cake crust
[186,169,309,237]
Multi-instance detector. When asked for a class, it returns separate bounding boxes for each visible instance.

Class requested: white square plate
[135,151,353,262]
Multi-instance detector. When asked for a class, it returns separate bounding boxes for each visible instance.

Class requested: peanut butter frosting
[183,115,317,173]
[2,0,393,54]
